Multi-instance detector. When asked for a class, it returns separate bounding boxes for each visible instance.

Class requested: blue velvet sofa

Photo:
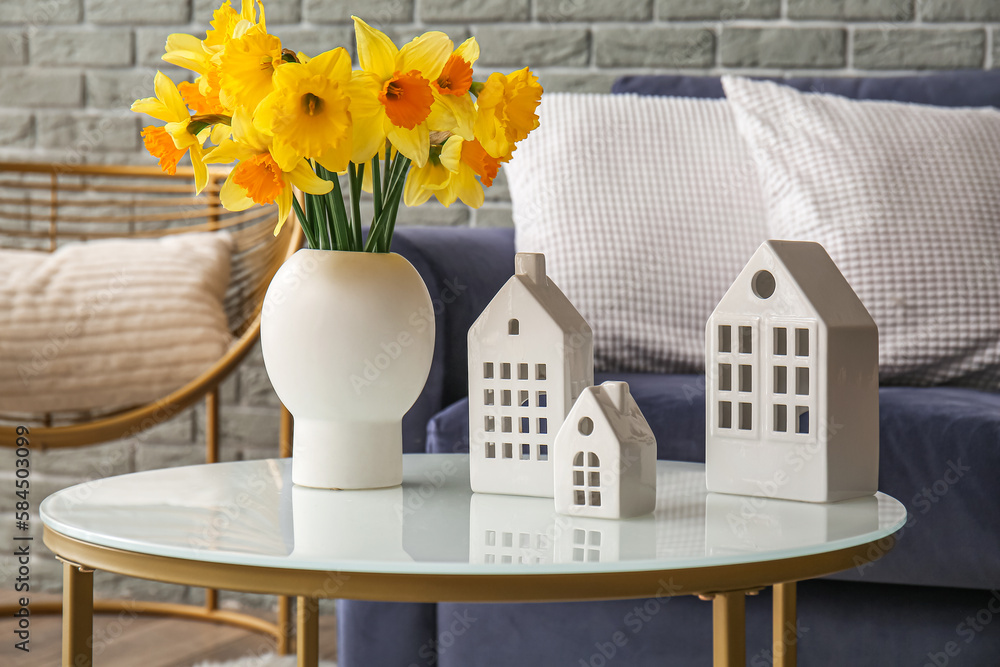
[338,72,1000,666]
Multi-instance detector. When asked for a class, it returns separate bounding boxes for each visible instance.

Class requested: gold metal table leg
[712,591,746,667]
[277,594,292,655]
[62,560,94,667]
[773,581,798,667]
[297,596,319,667]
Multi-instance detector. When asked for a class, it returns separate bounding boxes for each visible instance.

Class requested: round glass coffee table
[41,454,905,667]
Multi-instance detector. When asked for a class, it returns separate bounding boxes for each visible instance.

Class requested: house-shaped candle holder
[705,240,879,503]
[554,381,657,519]
[468,252,593,498]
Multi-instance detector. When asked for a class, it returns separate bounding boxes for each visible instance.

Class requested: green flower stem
[349,162,364,250]
[371,155,383,222]
[291,196,318,250]
[321,165,352,251]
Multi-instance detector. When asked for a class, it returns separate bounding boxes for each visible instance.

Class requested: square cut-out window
[486,442,496,458]
[518,363,529,380]
[719,401,732,429]
[796,407,809,434]
[739,364,752,392]
[485,554,495,564]
[520,443,530,460]
[796,367,809,395]
[574,490,585,506]
[536,363,547,380]
[519,533,530,548]
[774,366,787,394]
[590,491,602,507]
[719,363,732,391]
[739,402,752,430]
[589,471,600,487]
[739,326,752,354]
[587,549,599,563]
[774,327,787,355]
[538,418,547,434]
[538,444,548,461]
[774,405,787,433]
[519,390,529,407]
[520,417,530,433]
[501,363,511,379]
[719,325,731,353]
[589,532,601,547]
[573,548,584,561]
[573,529,586,545]
[502,416,512,433]
[574,470,584,486]
[485,416,495,432]
[501,555,512,564]
[484,389,494,406]
[485,530,496,546]
[502,532,513,547]
[502,389,511,406]
[796,328,809,357]
[502,443,513,459]
[483,362,494,379]
[537,391,547,407]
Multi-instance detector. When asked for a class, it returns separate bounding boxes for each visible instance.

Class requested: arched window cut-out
[508,318,519,335]
[578,417,594,436]
[573,451,584,466]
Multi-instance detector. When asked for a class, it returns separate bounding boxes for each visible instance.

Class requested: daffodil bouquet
[132,0,542,252]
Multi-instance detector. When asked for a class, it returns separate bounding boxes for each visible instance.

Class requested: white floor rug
[192,656,335,667]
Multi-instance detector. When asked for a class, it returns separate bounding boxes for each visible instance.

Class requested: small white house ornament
[468,252,594,497]
[554,381,657,519]
[705,240,879,503]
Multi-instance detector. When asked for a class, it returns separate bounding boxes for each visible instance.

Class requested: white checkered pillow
[505,93,767,373]
[724,76,1000,389]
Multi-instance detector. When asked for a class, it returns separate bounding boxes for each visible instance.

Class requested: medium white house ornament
[554,381,657,519]
[468,252,594,497]
[705,240,879,503]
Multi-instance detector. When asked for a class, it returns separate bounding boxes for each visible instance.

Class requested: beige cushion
[0,232,233,415]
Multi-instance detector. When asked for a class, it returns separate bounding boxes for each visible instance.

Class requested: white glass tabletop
[41,454,906,576]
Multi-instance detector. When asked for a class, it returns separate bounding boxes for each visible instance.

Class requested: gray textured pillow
[506,93,768,374]
[724,76,1000,389]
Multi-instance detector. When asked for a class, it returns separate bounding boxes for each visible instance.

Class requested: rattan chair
[0,161,298,652]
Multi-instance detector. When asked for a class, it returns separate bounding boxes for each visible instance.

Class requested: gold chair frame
[0,161,297,653]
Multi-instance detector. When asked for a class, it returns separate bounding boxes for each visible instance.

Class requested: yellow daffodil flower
[131,71,210,192]
[404,136,484,208]
[474,67,543,159]
[219,28,283,114]
[204,107,334,234]
[254,47,354,174]
[351,16,453,167]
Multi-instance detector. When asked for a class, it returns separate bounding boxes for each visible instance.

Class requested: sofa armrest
[391,226,516,452]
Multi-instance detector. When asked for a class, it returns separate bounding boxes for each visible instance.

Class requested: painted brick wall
[1,0,997,602]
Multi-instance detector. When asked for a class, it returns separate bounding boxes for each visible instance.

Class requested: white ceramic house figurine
[553,381,657,519]
[468,252,594,497]
[705,240,879,503]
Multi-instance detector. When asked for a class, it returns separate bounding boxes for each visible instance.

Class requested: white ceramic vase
[261,249,435,490]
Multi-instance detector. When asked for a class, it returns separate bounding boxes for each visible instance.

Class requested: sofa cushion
[506,93,767,375]
[723,75,1000,390]
[427,378,1000,590]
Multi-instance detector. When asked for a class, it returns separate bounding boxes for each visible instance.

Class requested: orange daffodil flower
[131,72,211,193]
[350,17,453,167]
[473,68,543,161]
[204,107,333,233]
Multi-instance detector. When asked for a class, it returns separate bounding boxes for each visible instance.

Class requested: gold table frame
[45,526,897,667]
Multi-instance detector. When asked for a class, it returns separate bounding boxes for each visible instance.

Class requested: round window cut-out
[578,417,594,436]
[752,270,775,299]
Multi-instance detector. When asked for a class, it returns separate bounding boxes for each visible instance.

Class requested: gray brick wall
[0,0,996,603]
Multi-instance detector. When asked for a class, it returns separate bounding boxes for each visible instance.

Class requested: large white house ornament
[705,240,879,503]
[468,252,594,497]
[553,381,657,519]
